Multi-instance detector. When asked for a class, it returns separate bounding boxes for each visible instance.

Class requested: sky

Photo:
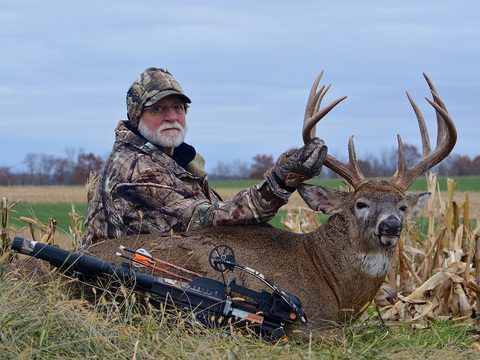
[1,1,479,174]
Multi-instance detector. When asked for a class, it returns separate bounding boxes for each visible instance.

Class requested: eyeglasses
[143,103,188,117]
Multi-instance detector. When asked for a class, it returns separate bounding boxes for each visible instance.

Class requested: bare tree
[38,154,59,185]
[209,159,250,180]
[22,153,59,185]
[472,156,480,174]
[232,159,250,179]
[403,144,422,167]
[0,166,12,185]
[357,159,374,177]
[209,161,234,180]
[72,152,104,184]
[449,154,473,176]
[52,158,73,185]
[23,153,40,184]
[249,154,274,179]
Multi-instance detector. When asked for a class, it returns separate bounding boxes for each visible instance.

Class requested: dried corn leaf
[402,244,426,256]
[445,252,465,271]
[399,240,414,296]
[466,281,480,293]
[281,207,320,234]
[453,283,472,317]
[454,224,464,251]
[405,270,452,301]
[463,193,470,230]
[397,294,428,305]
[404,301,434,325]
[447,178,456,204]
[445,207,454,239]
[453,202,460,233]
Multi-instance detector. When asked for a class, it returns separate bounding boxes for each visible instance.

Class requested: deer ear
[297,183,348,214]
[405,192,431,220]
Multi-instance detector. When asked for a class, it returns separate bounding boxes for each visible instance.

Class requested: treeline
[209,144,480,180]
[1,145,479,186]
[0,150,104,186]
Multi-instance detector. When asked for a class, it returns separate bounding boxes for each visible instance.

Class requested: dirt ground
[1,186,479,217]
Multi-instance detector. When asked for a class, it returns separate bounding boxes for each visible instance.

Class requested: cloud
[1,1,479,173]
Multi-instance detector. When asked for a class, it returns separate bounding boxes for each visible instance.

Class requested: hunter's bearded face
[138,95,188,152]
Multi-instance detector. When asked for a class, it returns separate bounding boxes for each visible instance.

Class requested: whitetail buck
[87,72,457,331]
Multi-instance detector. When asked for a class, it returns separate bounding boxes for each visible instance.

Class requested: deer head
[298,71,456,249]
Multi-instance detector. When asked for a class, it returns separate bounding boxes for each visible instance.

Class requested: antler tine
[303,84,332,143]
[423,72,448,148]
[303,71,347,144]
[325,136,366,189]
[303,70,325,143]
[392,74,457,189]
[302,71,367,188]
[406,91,431,157]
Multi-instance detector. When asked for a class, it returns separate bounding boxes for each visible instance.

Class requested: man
[81,67,327,247]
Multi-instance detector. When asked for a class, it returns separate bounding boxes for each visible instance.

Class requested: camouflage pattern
[126,67,191,129]
[81,121,287,248]
[265,138,327,200]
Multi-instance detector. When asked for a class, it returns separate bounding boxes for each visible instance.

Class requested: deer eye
[356,202,369,210]
[399,205,407,212]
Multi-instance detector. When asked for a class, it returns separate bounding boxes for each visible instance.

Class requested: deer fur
[86,179,430,332]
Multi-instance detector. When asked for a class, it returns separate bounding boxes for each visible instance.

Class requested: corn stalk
[1,197,21,268]
[69,203,85,248]
[382,173,480,326]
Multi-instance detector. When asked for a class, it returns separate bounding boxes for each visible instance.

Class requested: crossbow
[11,236,306,339]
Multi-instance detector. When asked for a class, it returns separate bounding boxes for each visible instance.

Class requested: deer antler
[303,71,367,189]
[391,73,457,189]
[303,72,457,190]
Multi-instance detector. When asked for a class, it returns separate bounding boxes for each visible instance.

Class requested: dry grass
[1,268,479,359]
[0,186,88,204]
[2,175,480,358]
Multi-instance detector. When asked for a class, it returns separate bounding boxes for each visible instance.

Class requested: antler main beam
[391,73,457,189]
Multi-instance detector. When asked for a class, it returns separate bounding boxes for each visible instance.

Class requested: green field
[211,175,480,193]
[6,176,480,236]
[8,202,88,236]
[8,203,295,235]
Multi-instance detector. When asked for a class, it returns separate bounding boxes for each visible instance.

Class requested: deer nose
[379,218,403,237]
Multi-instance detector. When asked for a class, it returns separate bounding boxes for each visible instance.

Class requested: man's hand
[265,138,327,200]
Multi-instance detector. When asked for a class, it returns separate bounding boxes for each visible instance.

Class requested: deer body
[87,72,455,332]
[87,180,429,330]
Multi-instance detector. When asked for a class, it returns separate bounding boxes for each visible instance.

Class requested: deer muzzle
[377,217,403,247]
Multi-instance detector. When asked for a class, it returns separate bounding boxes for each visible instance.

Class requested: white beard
[138,121,188,149]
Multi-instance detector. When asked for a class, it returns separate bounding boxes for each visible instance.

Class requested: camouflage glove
[265,138,327,201]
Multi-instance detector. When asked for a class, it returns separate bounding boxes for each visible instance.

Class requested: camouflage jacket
[81,121,286,247]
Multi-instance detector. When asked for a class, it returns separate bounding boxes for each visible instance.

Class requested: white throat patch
[359,251,393,277]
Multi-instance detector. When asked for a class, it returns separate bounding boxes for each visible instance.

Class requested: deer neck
[301,213,394,311]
